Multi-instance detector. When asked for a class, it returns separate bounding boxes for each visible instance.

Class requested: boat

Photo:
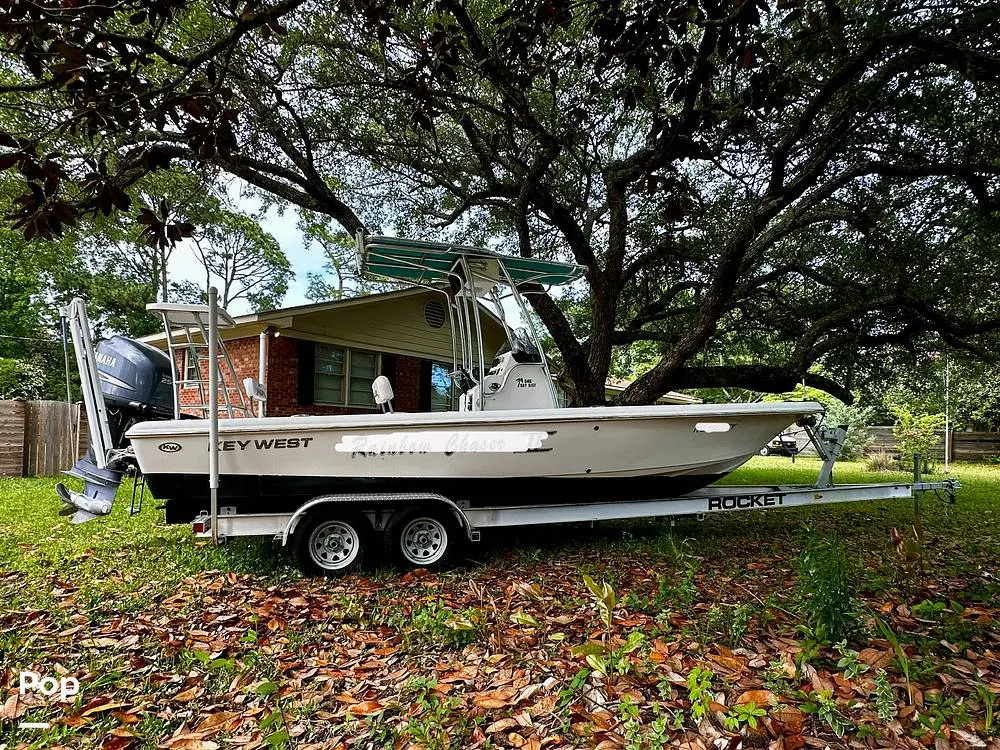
[56,234,828,572]
[128,400,822,524]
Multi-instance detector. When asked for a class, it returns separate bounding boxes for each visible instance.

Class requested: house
[604,377,701,406]
[141,288,697,415]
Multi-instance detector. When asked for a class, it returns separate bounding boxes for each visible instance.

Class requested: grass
[2,457,997,616]
[0,457,997,748]
[0,476,290,618]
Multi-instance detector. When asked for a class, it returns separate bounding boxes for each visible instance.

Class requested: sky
[164,186,555,333]
[167,190,330,316]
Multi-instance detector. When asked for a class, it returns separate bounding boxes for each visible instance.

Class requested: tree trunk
[523,284,604,405]
[664,366,853,404]
[159,248,169,303]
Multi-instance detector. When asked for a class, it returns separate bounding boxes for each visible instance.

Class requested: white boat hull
[126,402,824,522]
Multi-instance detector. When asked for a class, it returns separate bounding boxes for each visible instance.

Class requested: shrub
[0,357,46,400]
[891,407,945,471]
[795,532,859,643]
[864,450,896,473]
[825,401,874,460]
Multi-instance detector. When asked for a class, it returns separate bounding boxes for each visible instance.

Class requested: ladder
[147,302,251,419]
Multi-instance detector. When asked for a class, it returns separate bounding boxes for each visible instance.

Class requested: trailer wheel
[386,508,457,571]
[293,511,367,576]
[759,446,771,456]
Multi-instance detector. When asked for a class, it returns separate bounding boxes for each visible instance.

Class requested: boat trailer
[191,424,959,557]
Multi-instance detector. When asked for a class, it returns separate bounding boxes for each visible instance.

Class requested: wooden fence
[868,426,1000,462]
[0,400,88,477]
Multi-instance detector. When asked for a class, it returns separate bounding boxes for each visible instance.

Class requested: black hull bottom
[147,473,724,524]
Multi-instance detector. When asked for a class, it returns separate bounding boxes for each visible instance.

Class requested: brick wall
[173,335,425,417]
[174,338,261,413]
[265,335,299,414]
[393,354,422,412]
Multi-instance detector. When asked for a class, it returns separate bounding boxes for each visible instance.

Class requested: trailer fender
[281,492,475,547]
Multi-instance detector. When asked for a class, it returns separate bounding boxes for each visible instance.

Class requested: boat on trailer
[56,235,957,575]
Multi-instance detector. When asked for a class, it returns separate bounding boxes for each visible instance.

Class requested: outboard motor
[94,335,175,439]
[56,333,175,523]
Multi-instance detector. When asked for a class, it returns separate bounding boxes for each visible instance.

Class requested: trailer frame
[192,476,958,546]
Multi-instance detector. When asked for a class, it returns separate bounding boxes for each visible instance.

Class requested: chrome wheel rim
[400,517,448,565]
[309,520,360,570]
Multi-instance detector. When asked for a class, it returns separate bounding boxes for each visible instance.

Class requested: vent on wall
[424,299,446,329]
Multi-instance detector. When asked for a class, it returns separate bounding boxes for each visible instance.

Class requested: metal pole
[61,313,74,459]
[458,256,486,411]
[913,454,924,564]
[944,357,950,473]
[208,287,220,545]
[257,330,267,418]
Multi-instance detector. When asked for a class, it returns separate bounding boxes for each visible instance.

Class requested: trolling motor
[57,299,174,523]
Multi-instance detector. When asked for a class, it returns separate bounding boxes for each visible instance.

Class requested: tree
[85,169,230,304]
[300,216,390,301]
[3,0,1000,404]
[190,212,292,311]
[855,352,1000,431]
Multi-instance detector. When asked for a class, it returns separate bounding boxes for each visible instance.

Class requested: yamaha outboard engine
[56,335,175,522]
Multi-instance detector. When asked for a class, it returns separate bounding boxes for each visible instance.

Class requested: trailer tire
[292,510,368,577]
[759,446,770,456]
[385,507,458,571]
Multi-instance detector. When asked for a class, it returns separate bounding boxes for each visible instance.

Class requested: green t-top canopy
[358,235,587,288]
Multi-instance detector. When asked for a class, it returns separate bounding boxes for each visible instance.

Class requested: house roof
[234,287,439,323]
[140,287,498,344]
[604,376,702,405]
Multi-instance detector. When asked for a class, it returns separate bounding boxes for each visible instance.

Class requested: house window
[314,345,380,407]
[429,361,456,412]
[182,349,200,388]
[348,350,379,406]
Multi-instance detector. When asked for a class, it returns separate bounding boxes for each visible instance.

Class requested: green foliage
[892,408,946,469]
[686,666,715,723]
[301,216,390,302]
[876,618,913,705]
[834,640,870,680]
[873,670,897,722]
[193,211,293,312]
[800,690,854,737]
[7,0,1000,407]
[390,600,484,650]
[583,574,618,630]
[0,356,46,399]
[825,401,874,460]
[974,682,995,736]
[795,532,860,644]
[723,701,766,732]
[573,629,646,679]
[862,356,1000,431]
[619,696,673,750]
[913,693,973,738]
[703,603,755,648]
[403,676,474,750]
[864,450,896,473]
